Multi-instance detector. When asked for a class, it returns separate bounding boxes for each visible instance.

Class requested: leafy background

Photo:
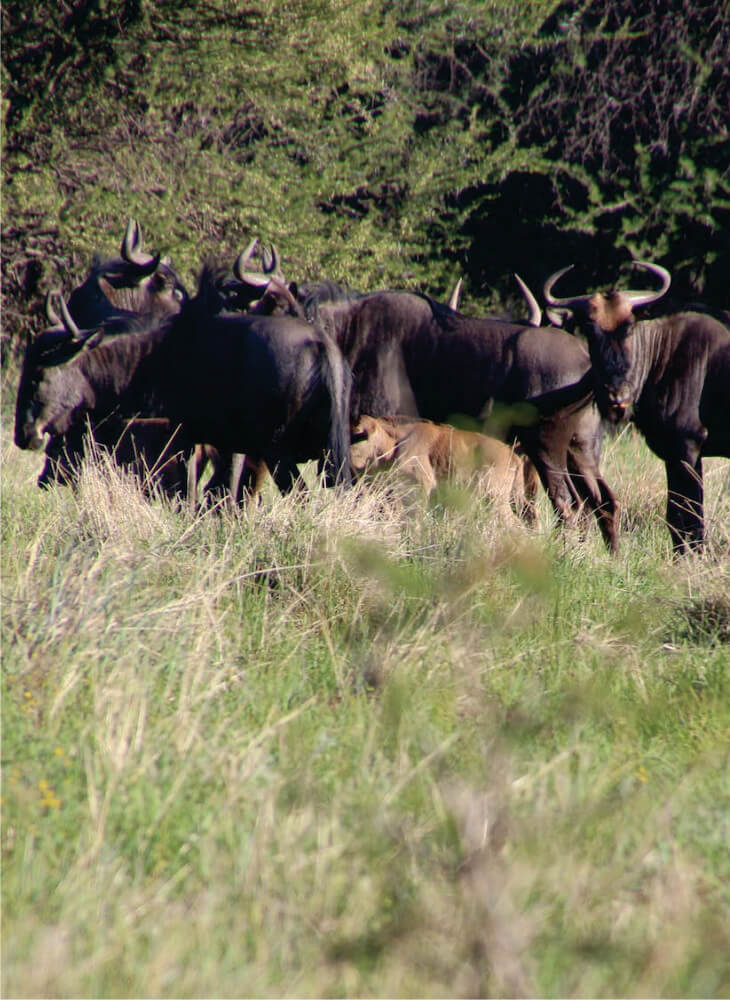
[3,0,729,370]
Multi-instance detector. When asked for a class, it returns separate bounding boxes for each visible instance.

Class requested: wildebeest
[221,258,618,544]
[544,261,730,552]
[350,415,539,520]
[264,285,617,550]
[20,292,203,498]
[35,227,249,505]
[15,263,353,494]
[26,220,192,494]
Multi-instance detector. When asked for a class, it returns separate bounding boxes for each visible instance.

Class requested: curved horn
[233,239,259,281]
[266,276,300,313]
[55,294,81,340]
[545,307,570,328]
[543,265,593,311]
[234,271,271,289]
[45,290,62,327]
[514,273,542,327]
[622,260,671,307]
[121,218,158,271]
[447,277,463,311]
[262,243,282,276]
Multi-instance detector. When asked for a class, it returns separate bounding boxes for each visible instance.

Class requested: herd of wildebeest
[12,219,730,555]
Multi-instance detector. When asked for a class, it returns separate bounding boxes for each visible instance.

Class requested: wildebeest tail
[319,331,353,487]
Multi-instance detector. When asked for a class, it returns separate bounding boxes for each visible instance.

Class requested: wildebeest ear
[288,281,298,299]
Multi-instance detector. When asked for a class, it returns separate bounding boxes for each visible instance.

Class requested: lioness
[350,415,538,520]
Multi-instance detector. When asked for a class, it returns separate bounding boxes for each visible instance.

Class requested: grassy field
[2,413,729,998]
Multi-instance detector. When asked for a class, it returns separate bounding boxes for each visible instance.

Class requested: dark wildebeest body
[545,262,730,552]
[300,288,617,550]
[233,271,616,545]
[31,225,244,504]
[15,272,353,495]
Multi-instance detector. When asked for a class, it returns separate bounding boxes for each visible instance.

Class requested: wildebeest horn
[622,260,672,307]
[54,293,81,340]
[45,290,62,327]
[234,270,271,289]
[121,218,160,273]
[545,307,571,328]
[514,273,542,327]
[544,261,672,312]
[543,265,592,311]
[265,276,300,312]
[81,330,105,350]
[233,238,259,281]
[447,277,463,311]
[261,243,281,275]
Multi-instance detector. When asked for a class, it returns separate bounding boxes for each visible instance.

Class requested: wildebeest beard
[587,321,633,418]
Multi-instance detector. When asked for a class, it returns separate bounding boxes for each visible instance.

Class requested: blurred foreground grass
[2,423,729,998]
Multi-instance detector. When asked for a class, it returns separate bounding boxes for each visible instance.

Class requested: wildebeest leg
[665,456,704,553]
[316,454,353,489]
[233,456,272,506]
[566,450,620,554]
[187,445,206,508]
[526,448,577,529]
[191,447,246,508]
[202,450,235,503]
[519,456,540,523]
[520,420,579,530]
[37,428,86,488]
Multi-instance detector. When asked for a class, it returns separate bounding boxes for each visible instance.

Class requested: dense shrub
[2,0,728,369]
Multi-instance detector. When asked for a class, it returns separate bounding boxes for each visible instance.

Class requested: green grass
[2,420,729,998]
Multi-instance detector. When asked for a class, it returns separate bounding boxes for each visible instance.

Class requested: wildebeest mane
[413,291,457,322]
[183,258,235,319]
[48,313,170,394]
[299,280,363,322]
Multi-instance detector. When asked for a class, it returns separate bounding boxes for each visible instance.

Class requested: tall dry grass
[2,424,729,998]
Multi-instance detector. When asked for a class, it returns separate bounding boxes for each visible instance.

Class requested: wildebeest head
[544,261,671,422]
[216,238,302,316]
[14,318,97,450]
[66,219,188,326]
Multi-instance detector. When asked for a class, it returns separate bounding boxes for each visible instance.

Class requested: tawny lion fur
[350,415,538,520]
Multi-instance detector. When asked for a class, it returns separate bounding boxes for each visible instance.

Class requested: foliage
[2,0,728,369]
